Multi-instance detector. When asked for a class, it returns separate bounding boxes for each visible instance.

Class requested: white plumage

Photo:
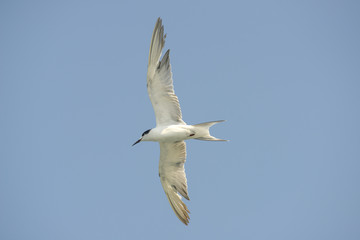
[133,18,226,225]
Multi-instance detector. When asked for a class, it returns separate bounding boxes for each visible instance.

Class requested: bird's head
[132,129,152,146]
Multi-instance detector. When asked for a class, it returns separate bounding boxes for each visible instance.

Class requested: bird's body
[141,122,224,142]
[142,124,192,142]
[133,18,226,225]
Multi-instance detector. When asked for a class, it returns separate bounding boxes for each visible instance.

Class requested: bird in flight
[133,18,227,225]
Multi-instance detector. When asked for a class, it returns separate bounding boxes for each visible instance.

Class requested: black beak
[132,138,142,146]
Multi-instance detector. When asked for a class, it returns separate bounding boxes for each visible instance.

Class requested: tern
[133,18,227,225]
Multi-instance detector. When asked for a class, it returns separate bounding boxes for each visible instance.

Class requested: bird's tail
[193,120,227,141]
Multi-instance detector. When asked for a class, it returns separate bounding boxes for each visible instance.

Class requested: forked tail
[192,120,227,141]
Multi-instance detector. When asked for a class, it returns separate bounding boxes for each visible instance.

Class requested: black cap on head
[142,129,151,136]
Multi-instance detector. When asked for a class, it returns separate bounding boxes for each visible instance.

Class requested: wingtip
[162,179,191,225]
[148,17,166,68]
[166,192,191,225]
[155,17,162,26]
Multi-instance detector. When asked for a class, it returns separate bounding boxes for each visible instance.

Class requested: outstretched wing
[159,141,190,225]
[147,18,185,126]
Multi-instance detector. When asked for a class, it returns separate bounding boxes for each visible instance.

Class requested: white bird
[133,18,227,225]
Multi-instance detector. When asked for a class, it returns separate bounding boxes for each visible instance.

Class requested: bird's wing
[147,18,185,126]
[159,141,190,225]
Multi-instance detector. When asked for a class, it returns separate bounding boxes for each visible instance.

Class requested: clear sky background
[1,1,359,239]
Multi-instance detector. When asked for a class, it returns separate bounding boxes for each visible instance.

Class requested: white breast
[155,125,193,142]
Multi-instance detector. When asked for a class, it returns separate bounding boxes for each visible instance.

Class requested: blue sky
[1,0,360,239]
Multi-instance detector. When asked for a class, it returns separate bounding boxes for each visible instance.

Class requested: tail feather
[195,136,227,141]
[193,120,227,141]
